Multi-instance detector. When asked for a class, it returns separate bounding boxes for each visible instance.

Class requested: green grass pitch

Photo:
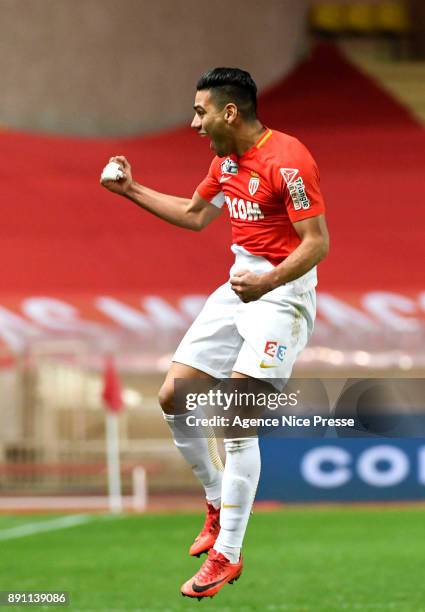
[1,508,425,611]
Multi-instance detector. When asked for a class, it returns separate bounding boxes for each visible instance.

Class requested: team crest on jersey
[280,168,299,185]
[248,174,260,196]
[221,158,239,176]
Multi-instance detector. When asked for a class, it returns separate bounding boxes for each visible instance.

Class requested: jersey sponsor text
[288,177,310,210]
[225,196,265,221]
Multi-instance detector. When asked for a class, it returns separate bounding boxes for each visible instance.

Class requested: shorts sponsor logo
[288,177,310,210]
[277,344,287,361]
[221,158,239,176]
[248,173,260,196]
[264,340,278,358]
[260,341,287,368]
[280,168,299,185]
[224,196,264,221]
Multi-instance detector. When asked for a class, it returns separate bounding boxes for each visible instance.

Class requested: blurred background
[0,0,424,511]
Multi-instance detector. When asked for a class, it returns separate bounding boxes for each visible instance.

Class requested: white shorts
[173,246,316,385]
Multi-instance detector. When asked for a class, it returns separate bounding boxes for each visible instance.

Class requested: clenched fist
[100,155,133,196]
[230,269,273,302]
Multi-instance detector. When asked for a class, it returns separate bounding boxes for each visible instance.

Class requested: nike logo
[259,361,278,369]
[219,176,232,183]
[192,578,226,593]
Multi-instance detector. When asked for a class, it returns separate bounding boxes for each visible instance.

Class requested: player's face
[191,90,232,157]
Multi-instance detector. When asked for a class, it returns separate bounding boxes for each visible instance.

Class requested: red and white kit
[173,129,325,382]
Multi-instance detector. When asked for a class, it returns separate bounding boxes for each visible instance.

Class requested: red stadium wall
[0,45,424,366]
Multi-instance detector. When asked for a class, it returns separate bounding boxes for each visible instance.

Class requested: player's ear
[224,103,238,124]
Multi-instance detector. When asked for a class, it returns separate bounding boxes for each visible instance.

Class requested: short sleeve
[196,157,225,208]
[278,145,325,223]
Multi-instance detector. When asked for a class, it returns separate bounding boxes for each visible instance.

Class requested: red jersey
[196,128,325,266]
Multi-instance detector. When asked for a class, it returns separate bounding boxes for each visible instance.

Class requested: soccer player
[101,67,329,599]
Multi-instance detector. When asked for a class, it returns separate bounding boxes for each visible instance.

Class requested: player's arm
[231,214,329,302]
[100,155,221,231]
[264,213,329,286]
[124,181,222,231]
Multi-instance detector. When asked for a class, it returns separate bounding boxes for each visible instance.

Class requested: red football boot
[181,548,243,599]
[189,502,220,557]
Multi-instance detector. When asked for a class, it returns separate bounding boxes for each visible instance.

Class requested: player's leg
[159,362,224,548]
[181,372,255,599]
[160,282,243,556]
[160,362,223,556]
[212,372,261,565]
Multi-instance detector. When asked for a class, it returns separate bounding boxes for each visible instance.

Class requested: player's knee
[158,383,175,414]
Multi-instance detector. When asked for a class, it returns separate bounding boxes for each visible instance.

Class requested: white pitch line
[0,513,93,541]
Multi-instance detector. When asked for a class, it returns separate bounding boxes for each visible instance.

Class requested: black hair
[196,67,257,121]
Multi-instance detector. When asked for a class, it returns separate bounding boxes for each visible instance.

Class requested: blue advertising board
[257,438,425,502]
